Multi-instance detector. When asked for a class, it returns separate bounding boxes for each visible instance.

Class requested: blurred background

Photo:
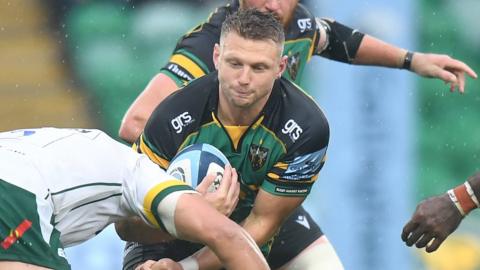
[0,0,479,269]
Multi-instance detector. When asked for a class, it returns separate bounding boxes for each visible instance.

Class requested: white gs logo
[282,119,303,142]
[297,18,312,32]
[171,112,193,133]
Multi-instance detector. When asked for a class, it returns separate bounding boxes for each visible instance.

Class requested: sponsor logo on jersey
[282,119,303,142]
[297,18,312,32]
[167,63,193,81]
[248,144,269,171]
[286,51,301,81]
[171,112,194,133]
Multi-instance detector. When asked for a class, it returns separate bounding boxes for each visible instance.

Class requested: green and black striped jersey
[137,71,329,222]
[160,0,321,86]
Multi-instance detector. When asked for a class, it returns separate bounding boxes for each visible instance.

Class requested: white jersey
[0,128,194,247]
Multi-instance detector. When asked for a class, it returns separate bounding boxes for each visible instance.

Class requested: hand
[401,193,464,252]
[410,52,478,93]
[135,259,182,270]
[196,165,240,216]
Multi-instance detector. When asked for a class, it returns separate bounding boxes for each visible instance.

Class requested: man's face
[213,32,286,111]
[240,0,298,26]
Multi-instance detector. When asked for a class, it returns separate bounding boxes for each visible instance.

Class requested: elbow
[119,118,143,143]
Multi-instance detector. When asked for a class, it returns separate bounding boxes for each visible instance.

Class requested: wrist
[179,257,199,270]
[447,181,480,216]
[401,51,414,70]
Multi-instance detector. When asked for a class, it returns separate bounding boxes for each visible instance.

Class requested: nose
[238,68,251,85]
[264,0,280,12]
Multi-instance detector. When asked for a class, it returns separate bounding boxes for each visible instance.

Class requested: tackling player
[0,128,268,270]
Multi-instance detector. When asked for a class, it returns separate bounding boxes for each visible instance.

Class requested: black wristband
[402,51,414,70]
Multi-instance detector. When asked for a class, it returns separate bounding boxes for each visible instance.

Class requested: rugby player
[121,9,339,270]
[0,128,268,270]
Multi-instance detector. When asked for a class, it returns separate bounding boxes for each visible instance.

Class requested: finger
[233,181,240,203]
[227,167,239,200]
[415,233,434,248]
[405,227,425,246]
[450,82,455,93]
[135,260,155,270]
[196,174,216,193]
[217,164,233,193]
[445,59,478,79]
[457,71,465,93]
[426,236,445,253]
[437,69,457,84]
[401,221,419,242]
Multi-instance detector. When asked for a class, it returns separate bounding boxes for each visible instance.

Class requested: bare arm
[119,73,180,143]
[354,35,477,92]
[316,19,477,93]
[128,192,269,270]
[174,193,269,270]
[176,190,304,270]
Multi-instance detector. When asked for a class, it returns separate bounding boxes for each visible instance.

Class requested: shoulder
[146,73,217,131]
[182,1,238,44]
[163,3,237,80]
[274,79,329,151]
[285,3,317,38]
[143,73,219,158]
[206,1,238,28]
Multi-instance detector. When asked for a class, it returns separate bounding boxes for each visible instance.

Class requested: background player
[402,171,480,253]
[0,128,268,270]
[121,9,339,270]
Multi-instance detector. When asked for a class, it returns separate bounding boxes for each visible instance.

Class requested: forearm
[467,172,480,199]
[174,195,268,270]
[353,35,407,68]
[176,216,275,270]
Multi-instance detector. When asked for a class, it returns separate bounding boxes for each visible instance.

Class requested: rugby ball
[166,143,230,192]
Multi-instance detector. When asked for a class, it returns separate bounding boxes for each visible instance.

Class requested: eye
[228,61,242,68]
[252,65,267,72]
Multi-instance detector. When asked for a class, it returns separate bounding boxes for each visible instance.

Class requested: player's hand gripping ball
[167,144,230,192]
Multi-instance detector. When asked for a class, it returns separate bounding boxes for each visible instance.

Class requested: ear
[213,43,221,70]
[277,55,288,78]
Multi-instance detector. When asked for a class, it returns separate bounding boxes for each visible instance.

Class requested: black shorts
[122,206,323,270]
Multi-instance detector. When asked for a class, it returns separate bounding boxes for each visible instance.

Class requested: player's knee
[279,236,344,270]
